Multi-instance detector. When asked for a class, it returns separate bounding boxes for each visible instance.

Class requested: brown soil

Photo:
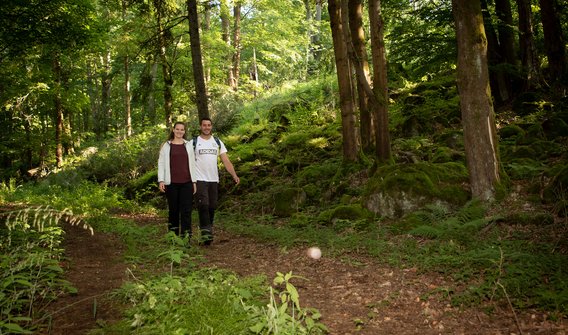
[41,215,567,335]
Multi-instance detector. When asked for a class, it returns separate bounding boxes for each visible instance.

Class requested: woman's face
[173,124,185,139]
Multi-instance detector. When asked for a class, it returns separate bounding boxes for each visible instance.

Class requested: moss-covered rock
[542,163,568,211]
[363,162,470,218]
[272,186,307,217]
[499,124,525,141]
[317,204,374,225]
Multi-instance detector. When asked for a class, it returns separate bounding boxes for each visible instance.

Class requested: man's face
[200,120,212,136]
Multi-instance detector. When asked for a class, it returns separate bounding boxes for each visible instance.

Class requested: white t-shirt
[192,136,227,182]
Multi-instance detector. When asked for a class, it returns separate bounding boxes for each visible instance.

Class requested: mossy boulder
[499,124,525,141]
[363,162,470,219]
[272,186,307,217]
[317,204,374,225]
[542,164,568,214]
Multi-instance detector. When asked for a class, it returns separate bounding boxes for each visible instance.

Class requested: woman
[158,121,196,237]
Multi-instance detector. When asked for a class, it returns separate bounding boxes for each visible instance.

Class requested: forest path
[43,214,567,335]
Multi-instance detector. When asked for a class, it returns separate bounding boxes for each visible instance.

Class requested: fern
[455,199,486,223]
[409,225,442,239]
[1,206,93,246]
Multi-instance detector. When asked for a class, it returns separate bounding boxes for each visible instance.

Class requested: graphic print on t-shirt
[199,148,218,155]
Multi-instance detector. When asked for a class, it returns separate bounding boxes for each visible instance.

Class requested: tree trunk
[220,0,234,88]
[368,0,390,162]
[539,0,566,81]
[481,0,510,105]
[231,2,242,91]
[100,51,112,137]
[124,55,132,137]
[494,0,517,66]
[123,0,132,137]
[516,0,540,90]
[203,0,212,83]
[328,0,358,162]
[53,54,64,168]
[451,0,500,202]
[348,0,372,153]
[187,0,210,120]
[153,1,174,128]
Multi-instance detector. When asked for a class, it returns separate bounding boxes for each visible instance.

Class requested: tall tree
[451,0,500,201]
[220,0,234,88]
[516,0,540,90]
[328,0,358,161]
[494,0,517,66]
[348,0,372,153]
[231,1,242,91]
[122,0,132,137]
[481,0,511,104]
[153,0,175,128]
[539,0,566,81]
[187,0,209,120]
[368,0,390,162]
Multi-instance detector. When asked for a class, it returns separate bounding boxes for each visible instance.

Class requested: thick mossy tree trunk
[348,0,373,153]
[368,0,390,163]
[187,0,210,121]
[451,0,500,202]
[328,0,358,162]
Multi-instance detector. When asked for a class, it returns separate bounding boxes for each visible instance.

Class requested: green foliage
[115,269,325,335]
[0,206,86,334]
[248,272,327,334]
[79,130,164,186]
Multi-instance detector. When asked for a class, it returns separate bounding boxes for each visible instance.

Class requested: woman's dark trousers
[165,182,193,237]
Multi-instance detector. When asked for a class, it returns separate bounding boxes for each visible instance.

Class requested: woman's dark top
[170,143,191,183]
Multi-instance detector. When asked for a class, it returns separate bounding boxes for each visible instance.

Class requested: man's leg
[196,181,212,244]
[165,183,181,235]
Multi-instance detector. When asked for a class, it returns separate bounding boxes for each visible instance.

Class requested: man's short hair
[200,117,212,124]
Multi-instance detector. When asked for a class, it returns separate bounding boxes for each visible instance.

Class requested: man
[190,117,240,245]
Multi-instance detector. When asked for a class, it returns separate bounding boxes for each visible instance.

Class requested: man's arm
[220,153,240,185]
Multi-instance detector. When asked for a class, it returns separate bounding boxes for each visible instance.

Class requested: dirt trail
[42,216,567,335]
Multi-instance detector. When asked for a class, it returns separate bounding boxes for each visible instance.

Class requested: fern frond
[0,206,94,246]
[409,225,442,239]
[456,199,486,223]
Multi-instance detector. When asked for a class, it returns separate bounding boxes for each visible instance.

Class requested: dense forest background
[1,0,568,333]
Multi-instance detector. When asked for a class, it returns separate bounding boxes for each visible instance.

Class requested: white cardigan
[157,140,197,185]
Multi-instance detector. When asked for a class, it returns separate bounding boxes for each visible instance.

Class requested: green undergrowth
[1,181,328,334]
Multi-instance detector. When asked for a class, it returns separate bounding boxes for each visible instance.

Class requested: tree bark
[187,0,210,120]
[154,0,174,128]
[451,0,500,202]
[481,0,511,104]
[494,0,517,66]
[123,0,132,137]
[220,0,234,88]
[348,0,372,153]
[53,54,63,168]
[328,0,358,161]
[100,51,112,136]
[368,0,390,162]
[516,0,540,90]
[231,1,242,91]
[539,0,566,81]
